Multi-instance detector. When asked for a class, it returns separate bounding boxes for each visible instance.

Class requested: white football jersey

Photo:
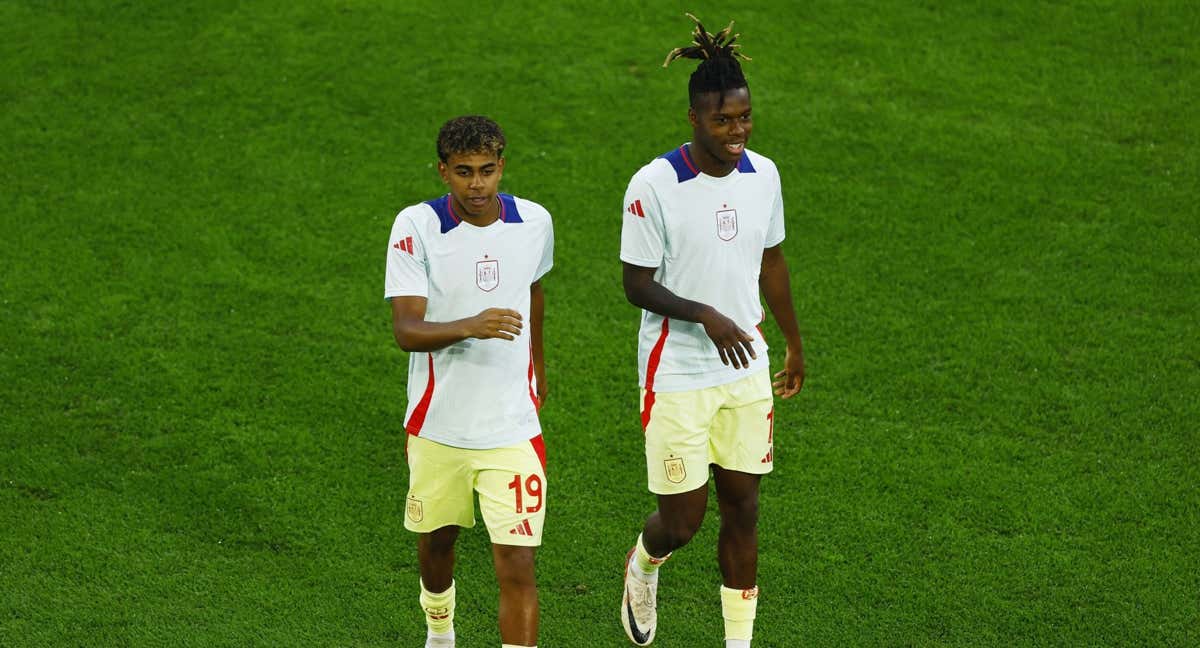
[620,145,785,393]
[385,193,554,449]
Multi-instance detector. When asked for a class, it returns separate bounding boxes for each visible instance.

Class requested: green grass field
[2,1,1197,645]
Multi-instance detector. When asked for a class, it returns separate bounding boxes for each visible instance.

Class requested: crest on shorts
[406,496,424,523]
[476,258,499,292]
[664,457,687,484]
[716,209,738,241]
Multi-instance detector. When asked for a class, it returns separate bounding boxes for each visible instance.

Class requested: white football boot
[621,547,659,645]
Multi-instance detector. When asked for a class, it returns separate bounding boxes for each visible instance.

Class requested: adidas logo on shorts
[509,519,534,536]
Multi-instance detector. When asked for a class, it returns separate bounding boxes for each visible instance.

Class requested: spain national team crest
[716,209,738,241]
[664,457,687,484]
[406,496,424,523]
[476,258,499,292]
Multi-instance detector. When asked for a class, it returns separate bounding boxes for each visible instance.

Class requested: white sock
[726,640,751,647]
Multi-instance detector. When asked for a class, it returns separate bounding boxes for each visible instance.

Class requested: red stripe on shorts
[641,318,670,430]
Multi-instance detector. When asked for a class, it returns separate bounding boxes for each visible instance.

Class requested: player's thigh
[709,370,775,475]
[405,435,477,533]
[643,386,723,495]
[474,436,547,547]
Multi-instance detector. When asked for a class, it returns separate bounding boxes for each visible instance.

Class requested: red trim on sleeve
[640,318,670,430]
[405,354,436,435]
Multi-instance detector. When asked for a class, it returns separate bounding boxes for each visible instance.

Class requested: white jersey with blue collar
[620,145,785,393]
[386,193,554,449]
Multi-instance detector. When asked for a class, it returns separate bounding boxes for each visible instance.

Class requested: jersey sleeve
[534,210,554,282]
[384,209,429,299]
[619,173,665,268]
[764,171,786,248]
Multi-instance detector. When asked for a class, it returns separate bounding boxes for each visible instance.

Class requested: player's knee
[494,546,536,587]
[720,495,759,529]
[422,526,459,554]
[661,514,704,549]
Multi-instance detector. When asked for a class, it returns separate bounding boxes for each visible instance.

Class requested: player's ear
[688,106,699,129]
[496,156,506,176]
[436,160,449,184]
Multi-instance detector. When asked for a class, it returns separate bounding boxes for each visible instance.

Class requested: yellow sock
[720,585,758,641]
[634,533,670,575]
[420,579,455,634]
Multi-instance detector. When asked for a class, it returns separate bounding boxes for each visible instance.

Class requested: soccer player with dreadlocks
[619,15,805,647]
[386,115,554,648]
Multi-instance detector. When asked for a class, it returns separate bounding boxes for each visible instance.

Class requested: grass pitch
[2,1,1197,646]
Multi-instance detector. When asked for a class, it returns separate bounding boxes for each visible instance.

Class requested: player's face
[438,151,505,220]
[689,87,753,169]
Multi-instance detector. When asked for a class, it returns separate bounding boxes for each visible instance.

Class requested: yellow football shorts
[641,369,774,495]
[404,435,547,547]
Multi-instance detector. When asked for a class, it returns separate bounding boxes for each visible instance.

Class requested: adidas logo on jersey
[626,200,645,218]
[509,519,534,536]
[393,236,414,255]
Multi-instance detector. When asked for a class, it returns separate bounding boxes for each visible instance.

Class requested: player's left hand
[772,346,805,398]
[536,382,549,410]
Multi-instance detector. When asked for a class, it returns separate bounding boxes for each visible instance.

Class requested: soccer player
[618,15,805,648]
[385,116,553,648]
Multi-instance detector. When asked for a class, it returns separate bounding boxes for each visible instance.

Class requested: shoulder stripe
[424,195,461,233]
[498,193,524,223]
[660,145,700,183]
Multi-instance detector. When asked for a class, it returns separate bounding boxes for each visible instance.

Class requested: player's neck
[686,143,737,178]
[452,195,502,227]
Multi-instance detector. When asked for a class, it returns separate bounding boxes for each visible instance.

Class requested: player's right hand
[699,307,757,369]
[466,308,523,341]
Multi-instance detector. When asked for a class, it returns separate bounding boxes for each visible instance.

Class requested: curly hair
[663,13,752,107]
[436,115,506,162]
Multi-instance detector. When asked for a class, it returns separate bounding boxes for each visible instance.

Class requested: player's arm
[390,296,523,352]
[530,280,547,408]
[759,244,805,398]
[622,262,757,369]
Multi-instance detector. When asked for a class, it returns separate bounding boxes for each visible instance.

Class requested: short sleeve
[619,173,665,268]
[384,210,429,299]
[764,173,785,248]
[534,212,554,281]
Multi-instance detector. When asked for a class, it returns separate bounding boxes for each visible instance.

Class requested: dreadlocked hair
[436,115,506,163]
[663,13,751,107]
